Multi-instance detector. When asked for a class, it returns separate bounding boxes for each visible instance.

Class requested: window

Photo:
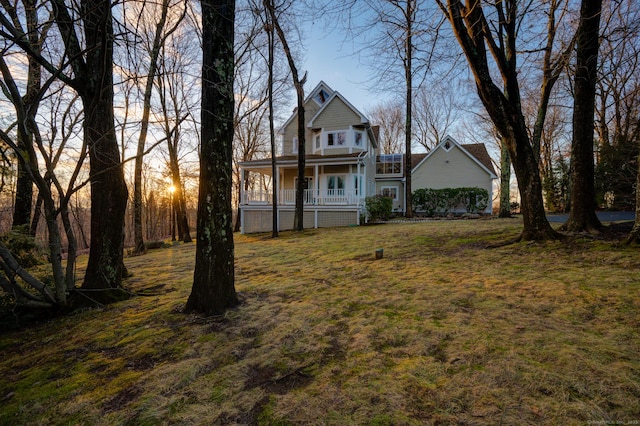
[327,175,345,194]
[354,131,363,147]
[443,139,452,151]
[315,134,320,149]
[376,154,403,175]
[292,137,298,154]
[327,131,347,147]
[313,89,330,105]
[381,186,398,200]
[354,175,362,195]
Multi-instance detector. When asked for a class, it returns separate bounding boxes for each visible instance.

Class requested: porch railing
[242,189,362,206]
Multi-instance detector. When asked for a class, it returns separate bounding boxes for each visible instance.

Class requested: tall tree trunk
[499,139,512,218]
[170,164,192,243]
[404,0,414,218]
[12,155,33,230]
[185,0,239,316]
[564,0,603,232]
[11,0,42,231]
[76,0,129,293]
[264,11,278,238]
[264,0,305,231]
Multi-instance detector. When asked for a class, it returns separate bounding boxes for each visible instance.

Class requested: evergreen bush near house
[413,187,489,216]
[366,195,393,222]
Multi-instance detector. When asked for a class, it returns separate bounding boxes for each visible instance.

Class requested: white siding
[412,145,492,195]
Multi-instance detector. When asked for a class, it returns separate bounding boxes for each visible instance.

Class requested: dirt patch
[102,384,143,413]
[244,363,314,395]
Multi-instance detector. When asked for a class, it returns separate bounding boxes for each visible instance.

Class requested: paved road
[546,211,635,223]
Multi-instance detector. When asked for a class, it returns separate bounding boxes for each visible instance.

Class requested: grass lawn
[1,218,639,425]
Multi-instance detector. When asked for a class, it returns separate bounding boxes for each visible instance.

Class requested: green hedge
[412,187,489,216]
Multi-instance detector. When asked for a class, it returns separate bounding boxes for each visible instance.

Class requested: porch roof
[239,152,366,170]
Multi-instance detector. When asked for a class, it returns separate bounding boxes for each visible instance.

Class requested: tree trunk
[264,0,305,231]
[11,0,42,231]
[185,0,239,316]
[265,12,278,238]
[133,0,175,254]
[78,0,129,294]
[12,155,33,230]
[564,0,603,233]
[404,0,414,218]
[499,139,512,218]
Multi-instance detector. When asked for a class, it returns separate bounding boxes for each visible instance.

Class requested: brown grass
[1,218,640,425]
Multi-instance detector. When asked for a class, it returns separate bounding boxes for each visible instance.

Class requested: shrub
[366,195,393,222]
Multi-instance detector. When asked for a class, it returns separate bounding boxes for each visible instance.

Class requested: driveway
[546,211,635,223]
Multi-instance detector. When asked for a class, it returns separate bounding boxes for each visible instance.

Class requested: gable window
[376,154,403,175]
[443,139,452,151]
[313,89,330,105]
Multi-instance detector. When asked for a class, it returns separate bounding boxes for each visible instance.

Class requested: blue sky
[302,21,387,115]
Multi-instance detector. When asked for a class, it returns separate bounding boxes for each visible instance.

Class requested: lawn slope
[1,219,639,425]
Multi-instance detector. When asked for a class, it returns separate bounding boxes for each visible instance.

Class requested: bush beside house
[365,195,393,222]
[413,187,489,216]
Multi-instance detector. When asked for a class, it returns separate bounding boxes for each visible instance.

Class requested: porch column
[314,164,318,205]
[275,165,280,232]
[240,167,245,205]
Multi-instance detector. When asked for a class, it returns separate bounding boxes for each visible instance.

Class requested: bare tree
[436,0,558,240]
[413,83,459,151]
[129,0,187,254]
[367,100,405,154]
[155,33,198,244]
[595,0,640,213]
[185,0,239,316]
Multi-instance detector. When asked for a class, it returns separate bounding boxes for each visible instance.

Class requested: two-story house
[239,81,378,234]
[239,81,497,234]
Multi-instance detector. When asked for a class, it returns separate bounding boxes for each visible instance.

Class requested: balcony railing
[242,189,362,206]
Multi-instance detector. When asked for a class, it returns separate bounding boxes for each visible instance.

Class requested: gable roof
[412,135,497,178]
[277,81,335,134]
[307,91,369,128]
[277,81,371,135]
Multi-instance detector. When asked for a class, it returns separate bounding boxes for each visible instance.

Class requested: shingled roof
[459,143,496,175]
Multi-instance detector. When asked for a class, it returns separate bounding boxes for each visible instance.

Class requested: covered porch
[239,154,371,233]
